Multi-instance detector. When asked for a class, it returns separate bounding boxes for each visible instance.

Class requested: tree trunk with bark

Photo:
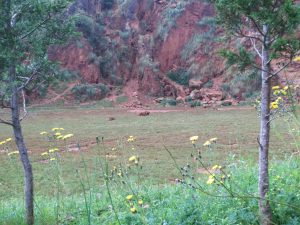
[10,65,34,225]
[259,24,272,225]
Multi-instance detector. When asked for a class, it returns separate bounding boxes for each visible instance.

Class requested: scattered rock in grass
[138,111,150,116]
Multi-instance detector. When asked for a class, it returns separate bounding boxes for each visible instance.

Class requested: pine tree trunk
[259,24,272,225]
[10,65,34,225]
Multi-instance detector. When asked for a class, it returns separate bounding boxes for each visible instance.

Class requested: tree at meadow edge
[0,0,76,224]
[212,0,300,224]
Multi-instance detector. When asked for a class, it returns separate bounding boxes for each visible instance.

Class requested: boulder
[189,79,203,90]
[190,90,202,100]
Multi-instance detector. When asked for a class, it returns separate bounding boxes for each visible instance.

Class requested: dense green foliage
[101,0,115,10]
[71,83,110,101]
[0,0,76,100]
[1,159,300,224]
[167,68,191,86]
[214,0,300,70]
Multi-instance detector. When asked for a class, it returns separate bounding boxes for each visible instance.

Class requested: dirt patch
[128,109,188,113]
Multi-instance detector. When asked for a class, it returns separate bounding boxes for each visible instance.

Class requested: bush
[101,0,115,10]
[167,68,191,86]
[203,80,213,88]
[160,98,177,106]
[189,100,201,107]
[222,69,261,100]
[185,96,193,102]
[71,83,109,102]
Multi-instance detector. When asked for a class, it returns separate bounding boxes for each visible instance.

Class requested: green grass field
[1,106,300,224]
[0,106,297,201]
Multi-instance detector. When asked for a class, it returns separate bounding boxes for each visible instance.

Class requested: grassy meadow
[0,105,299,224]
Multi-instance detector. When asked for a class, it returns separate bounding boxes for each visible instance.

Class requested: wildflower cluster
[127,135,136,142]
[40,127,74,141]
[0,138,18,156]
[206,165,230,185]
[41,147,60,161]
[39,127,74,161]
[127,136,140,166]
[293,56,300,62]
[0,138,12,146]
[189,135,218,148]
[125,194,144,214]
[254,84,299,118]
[174,136,233,197]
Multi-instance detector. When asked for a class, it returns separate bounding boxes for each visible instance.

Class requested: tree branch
[266,60,292,80]
[20,14,51,40]
[250,38,262,59]
[236,27,263,43]
[0,117,13,126]
[19,89,28,122]
[248,16,264,37]
[17,72,37,91]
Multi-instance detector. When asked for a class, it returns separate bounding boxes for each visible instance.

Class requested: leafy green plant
[71,83,110,102]
[167,68,191,86]
[101,0,115,10]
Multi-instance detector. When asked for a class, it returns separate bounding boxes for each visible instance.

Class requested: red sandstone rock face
[46,0,300,105]
[157,2,214,73]
[49,39,101,84]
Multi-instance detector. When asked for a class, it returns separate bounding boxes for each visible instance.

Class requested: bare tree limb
[17,72,37,91]
[250,38,263,59]
[248,16,264,37]
[19,89,28,122]
[236,27,263,43]
[0,117,13,126]
[266,61,292,80]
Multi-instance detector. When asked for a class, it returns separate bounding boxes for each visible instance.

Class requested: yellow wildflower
[203,140,211,147]
[62,134,74,140]
[276,97,283,103]
[272,86,280,90]
[138,199,143,205]
[189,136,199,142]
[0,141,6,145]
[131,147,135,150]
[50,158,56,161]
[293,56,300,62]
[52,128,60,131]
[59,128,64,130]
[130,207,137,213]
[41,152,49,156]
[112,147,116,151]
[283,86,289,91]
[127,135,136,142]
[126,195,133,200]
[49,148,59,153]
[8,151,19,156]
[270,102,279,109]
[5,138,12,142]
[206,177,215,185]
[212,165,219,170]
[280,90,287,95]
[129,156,137,162]
[54,132,61,136]
[40,131,48,135]
[273,90,280,95]
[56,135,63,140]
[209,137,218,143]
